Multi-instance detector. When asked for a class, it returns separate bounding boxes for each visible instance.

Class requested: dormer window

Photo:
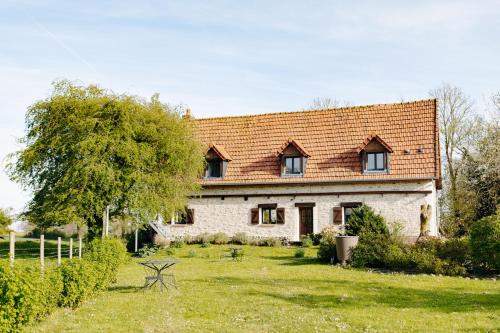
[357,134,393,174]
[204,143,232,179]
[277,138,311,177]
[285,156,303,175]
[207,158,222,178]
[366,152,386,171]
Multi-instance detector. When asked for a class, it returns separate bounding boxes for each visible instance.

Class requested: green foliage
[345,204,389,236]
[8,80,205,237]
[0,262,62,332]
[84,238,127,289]
[0,208,13,229]
[211,232,230,245]
[187,249,197,258]
[231,232,249,245]
[317,226,338,263]
[251,237,282,247]
[136,244,159,258]
[470,214,500,273]
[294,248,305,258]
[59,260,98,308]
[351,232,391,268]
[170,237,185,248]
[26,227,67,240]
[300,237,313,248]
[195,233,213,244]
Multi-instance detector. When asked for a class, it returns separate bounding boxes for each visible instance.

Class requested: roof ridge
[194,98,436,121]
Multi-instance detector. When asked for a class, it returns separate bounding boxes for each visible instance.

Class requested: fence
[0,232,83,270]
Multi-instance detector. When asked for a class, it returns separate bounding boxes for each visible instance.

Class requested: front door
[299,207,313,237]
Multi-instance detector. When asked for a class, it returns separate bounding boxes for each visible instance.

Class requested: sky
[1,0,499,214]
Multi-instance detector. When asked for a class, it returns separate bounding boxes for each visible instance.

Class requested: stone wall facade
[163,180,439,241]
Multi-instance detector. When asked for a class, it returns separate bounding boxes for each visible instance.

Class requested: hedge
[0,238,127,332]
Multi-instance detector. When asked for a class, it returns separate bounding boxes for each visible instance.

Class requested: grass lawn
[24,245,499,333]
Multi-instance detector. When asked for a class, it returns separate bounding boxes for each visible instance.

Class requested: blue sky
[1,0,499,213]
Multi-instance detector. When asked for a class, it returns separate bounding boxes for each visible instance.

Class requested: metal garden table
[138,260,178,291]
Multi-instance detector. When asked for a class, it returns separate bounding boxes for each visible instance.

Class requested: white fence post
[40,234,45,271]
[78,236,82,259]
[57,237,62,266]
[9,232,15,267]
[134,228,139,252]
[69,238,73,259]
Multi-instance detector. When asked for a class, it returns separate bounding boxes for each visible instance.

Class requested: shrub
[136,244,158,258]
[59,260,98,308]
[309,233,322,245]
[301,237,313,248]
[231,232,249,245]
[153,234,170,248]
[351,232,391,268]
[84,238,127,289]
[211,232,230,245]
[187,249,197,258]
[470,214,500,273]
[345,204,389,236]
[200,242,210,248]
[195,233,213,244]
[0,262,62,332]
[317,226,337,263]
[257,237,282,247]
[170,237,185,248]
[26,227,66,240]
[294,248,305,258]
[437,238,472,267]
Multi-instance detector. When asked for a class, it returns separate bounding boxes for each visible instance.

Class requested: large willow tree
[9,81,205,239]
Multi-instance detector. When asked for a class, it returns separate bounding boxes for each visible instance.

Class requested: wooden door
[299,207,313,237]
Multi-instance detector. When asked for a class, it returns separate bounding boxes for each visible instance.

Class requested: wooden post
[69,238,73,259]
[9,232,15,267]
[134,228,139,252]
[78,236,82,259]
[57,237,62,266]
[40,234,45,271]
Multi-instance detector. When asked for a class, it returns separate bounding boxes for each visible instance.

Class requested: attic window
[204,144,231,179]
[357,134,393,174]
[366,152,386,171]
[277,138,310,177]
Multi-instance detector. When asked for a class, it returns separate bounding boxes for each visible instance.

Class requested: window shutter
[333,207,342,224]
[251,208,259,224]
[277,208,285,224]
[186,209,194,224]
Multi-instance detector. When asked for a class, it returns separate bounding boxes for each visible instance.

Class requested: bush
[309,233,322,245]
[345,204,389,236]
[0,262,62,332]
[317,226,337,263]
[200,242,210,248]
[351,232,391,268]
[437,238,472,267]
[470,214,500,273]
[301,237,313,248]
[231,232,249,245]
[187,249,197,258]
[59,260,98,308]
[195,233,213,244]
[211,232,230,245]
[26,227,67,240]
[153,234,170,248]
[294,248,305,258]
[253,237,282,247]
[136,244,158,258]
[84,238,127,289]
[170,237,185,248]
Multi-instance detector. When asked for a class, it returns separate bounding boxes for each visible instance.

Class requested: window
[172,211,187,224]
[206,159,222,178]
[261,207,277,224]
[284,157,302,175]
[366,152,386,171]
[344,207,354,224]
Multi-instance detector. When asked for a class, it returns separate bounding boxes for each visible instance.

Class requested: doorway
[299,206,313,237]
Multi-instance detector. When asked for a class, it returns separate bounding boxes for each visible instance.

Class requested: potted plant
[335,225,358,265]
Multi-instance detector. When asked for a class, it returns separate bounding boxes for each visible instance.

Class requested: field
[20,245,500,333]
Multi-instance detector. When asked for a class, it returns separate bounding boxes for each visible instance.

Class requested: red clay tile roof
[194,99,441,186]
[207,143,232,161]
[357,134,394,153]
[277,138,311,157]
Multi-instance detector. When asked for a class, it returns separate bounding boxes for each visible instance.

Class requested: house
[158,99,441,242]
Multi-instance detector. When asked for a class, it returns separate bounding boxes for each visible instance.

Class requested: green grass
[24,245,499,333]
